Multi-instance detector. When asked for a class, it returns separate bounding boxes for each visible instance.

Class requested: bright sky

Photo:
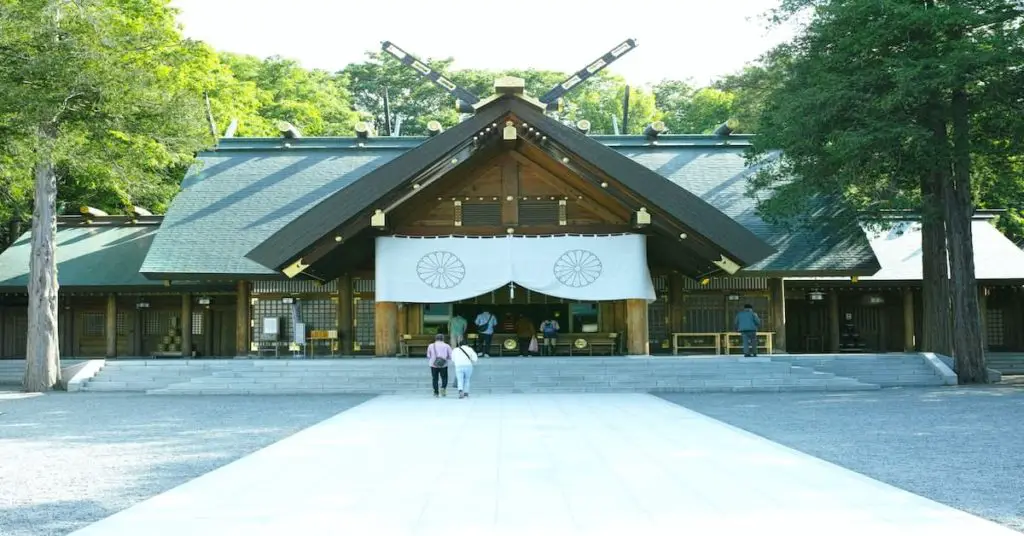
[170,0,797,86]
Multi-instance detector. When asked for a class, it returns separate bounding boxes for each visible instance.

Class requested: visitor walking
[449,313,467,347]
[474,309,497,357]
[734,304,762,357]
[451,343,479,398]
[426,333,452,397]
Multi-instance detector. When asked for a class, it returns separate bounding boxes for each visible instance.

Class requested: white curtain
[374,234,656,303]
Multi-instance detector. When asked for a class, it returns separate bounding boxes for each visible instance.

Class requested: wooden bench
[400,334,437,357]
[545,333,620,356]
[672,333,721,355]
[720,332,775,355]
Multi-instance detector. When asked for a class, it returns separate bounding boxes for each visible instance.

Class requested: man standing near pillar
[735,304,762,357]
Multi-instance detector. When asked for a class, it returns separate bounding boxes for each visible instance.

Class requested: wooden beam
[105,293,117,358]
[296,139,504,270]
[829,290,841,353]
[236,280,250,356]
[768,278,786,352]
[626,299,649,355]
[337,274,353,355]
[903,287,915,352]
[501,158,519,225]
[507,150,626,224]
[375,301,398,356]
[181,293,192,358]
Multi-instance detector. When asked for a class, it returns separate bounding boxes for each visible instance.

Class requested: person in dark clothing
[515,315,536,356]
[734,304,762,357]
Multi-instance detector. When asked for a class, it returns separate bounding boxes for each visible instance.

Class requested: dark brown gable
[245,94,775,280]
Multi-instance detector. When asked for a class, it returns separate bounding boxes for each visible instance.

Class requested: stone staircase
[770,354,947,387]
[0,359,85,387]
[81,360,237,392]
[0,360,23,386]
[987,353,1024,376]
[72,356,885,395]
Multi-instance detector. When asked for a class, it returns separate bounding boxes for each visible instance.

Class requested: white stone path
[73,394,1018,536]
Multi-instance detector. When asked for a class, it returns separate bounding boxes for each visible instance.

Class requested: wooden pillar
[669,273,685,333]
[375,301,398,356]
[131,306,143,356]
[336,274,353,355]
[905,289,921,352]
[181,293,192,358]
[625,298,649,355]
[828,290,841,353]
[903,287,915,352]
[235,280,250,356]
[767,278,786,353]
[105,293,117,358]
[978,285,988,352]
[203,308,214,357]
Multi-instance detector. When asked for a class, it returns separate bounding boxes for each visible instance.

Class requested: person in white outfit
[451,343,479,399]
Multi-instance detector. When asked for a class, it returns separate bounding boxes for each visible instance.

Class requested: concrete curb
[920,353,959,385]
[65,359,106,392]
[926,353,1003,384]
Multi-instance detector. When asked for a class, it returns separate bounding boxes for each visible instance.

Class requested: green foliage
[743,0,1024,236]
[0,0,211,218]
[654,82,735,134]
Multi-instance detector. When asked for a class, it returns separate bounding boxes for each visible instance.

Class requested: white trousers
[455,365,473,393]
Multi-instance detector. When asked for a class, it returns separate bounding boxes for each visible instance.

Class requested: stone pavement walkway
[71,394,1019,536]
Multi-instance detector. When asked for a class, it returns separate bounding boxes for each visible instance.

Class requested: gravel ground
[0,392,370,536]
[660,385,1024,532]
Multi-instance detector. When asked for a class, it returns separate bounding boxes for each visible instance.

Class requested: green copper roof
[619,145,877,274]
[0,223,162,289]
[140,146,405,277]
[141,135,877,278]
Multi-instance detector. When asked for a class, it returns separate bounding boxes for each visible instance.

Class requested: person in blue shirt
[539,317,560,356]
[474,309,497,357]
[734,304,762,357]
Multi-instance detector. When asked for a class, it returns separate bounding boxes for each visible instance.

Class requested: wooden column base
[375,301,399,356]
[625,299,649,355]
[903,287,915,352]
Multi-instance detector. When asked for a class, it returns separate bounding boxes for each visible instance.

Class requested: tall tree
[654,82,737,134]
[748,0,1024,383]
[342,52,460,136]
[0,0,210,391]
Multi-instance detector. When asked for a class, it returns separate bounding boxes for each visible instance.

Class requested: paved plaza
[57,393,1017,536]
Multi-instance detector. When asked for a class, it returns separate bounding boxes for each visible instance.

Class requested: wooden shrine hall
[2,41,1024,360]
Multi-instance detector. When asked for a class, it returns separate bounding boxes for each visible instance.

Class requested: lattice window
[986,308,1004,347]
[461,203,501,226]
[300,299,337,331]
[116,311,129,336]
[192,311,204,336]
[355,299,376,350]
[681,295,727,333]
[354,278,375,293]
[144,311,179,336]
[83,313,105,337]
[518,201,559,225]
[252,300,292,342]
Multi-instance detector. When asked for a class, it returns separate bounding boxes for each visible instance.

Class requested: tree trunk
[23,154,62,392]
[945,87,987,383]
[919,164,952,357]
